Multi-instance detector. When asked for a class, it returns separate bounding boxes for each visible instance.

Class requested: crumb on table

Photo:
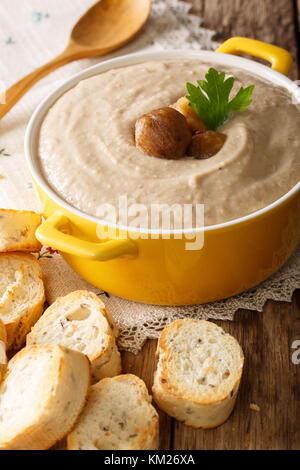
[250,403,260,412]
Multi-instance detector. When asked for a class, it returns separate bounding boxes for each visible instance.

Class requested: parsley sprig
[186,68,254,131]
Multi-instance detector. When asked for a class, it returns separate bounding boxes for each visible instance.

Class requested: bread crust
[0,319,7,345]
[152,319,244,429]
[0,209,42,253]
[0,253,45,350]
[0,343,90,450]
[0,319,7,382]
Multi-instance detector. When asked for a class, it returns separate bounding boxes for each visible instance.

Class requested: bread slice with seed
[67,374,159,450]
[0,209,42,253]
[0,343,90,450]
[27,290,121,383]
[0,253,45,350]
[0,319,7,382]
[152,319,244,429]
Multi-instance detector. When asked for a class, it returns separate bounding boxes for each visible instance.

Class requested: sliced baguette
[0,343,90,450]
[27,290,121,383]
[0,253,45,350]
[152,319,244,429]
[0,209,42,253]
[0,318,6,345]
[67,374,159,450]
[0,319,7,382]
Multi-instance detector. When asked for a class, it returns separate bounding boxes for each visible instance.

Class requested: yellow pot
[25,37,300,306]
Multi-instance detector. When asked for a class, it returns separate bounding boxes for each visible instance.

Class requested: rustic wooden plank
[122,339,172,450]
[297,0,300,76]
[172,292,300,450]
[185,0,299,79]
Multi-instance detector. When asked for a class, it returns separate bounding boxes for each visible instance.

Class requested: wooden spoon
[0,0,151,119]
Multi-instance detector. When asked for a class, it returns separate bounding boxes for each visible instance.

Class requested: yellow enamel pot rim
[25,45,300,235]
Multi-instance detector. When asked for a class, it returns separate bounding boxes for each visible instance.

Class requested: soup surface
[38,60,300,228]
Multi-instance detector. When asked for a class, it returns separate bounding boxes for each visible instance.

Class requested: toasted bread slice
[27,290,121,383]
[0,319,7,382]
[152,319,244,429]
[0,318,6,346]
[67,374,159,450]
[0,343,90,450]
[0,209,42,253]
[0,253,45,350]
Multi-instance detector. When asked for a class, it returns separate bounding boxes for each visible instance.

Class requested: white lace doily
[1,0,299,354]
[40,244,300,354]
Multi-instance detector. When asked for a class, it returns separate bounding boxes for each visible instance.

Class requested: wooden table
[122,0,300,450]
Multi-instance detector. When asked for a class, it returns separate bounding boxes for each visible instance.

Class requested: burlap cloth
[0,0,299,353]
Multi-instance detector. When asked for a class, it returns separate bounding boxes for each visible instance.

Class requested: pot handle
[36,212,138,261]
[216,37,292,76]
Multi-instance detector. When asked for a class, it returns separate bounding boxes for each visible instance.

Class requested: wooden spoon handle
[0,50,77,119]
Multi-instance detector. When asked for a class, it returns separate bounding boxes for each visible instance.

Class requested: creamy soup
[38,60,300,228]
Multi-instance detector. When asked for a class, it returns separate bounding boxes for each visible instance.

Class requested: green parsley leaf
[186,68,254,131]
